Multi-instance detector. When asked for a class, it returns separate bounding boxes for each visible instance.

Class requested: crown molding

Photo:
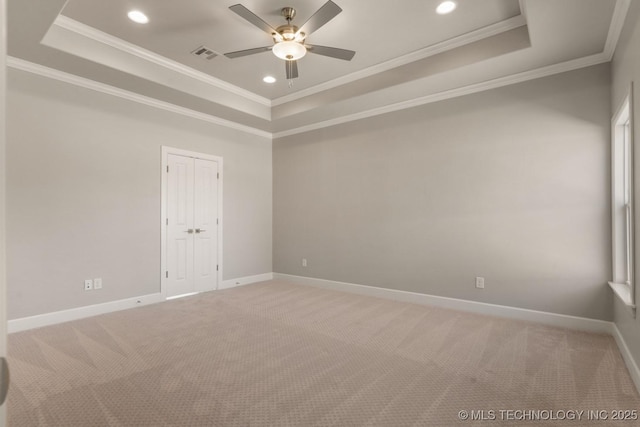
[518,0,528,20]
[604,0,631,60]
[10,51,609,142]
[10,0,628,141]
[55,13,530,110]
[46,0,628,128]
[271,14,528,107]
[54,15,272,108]
[273,53,609,139]
[7,57,272,139]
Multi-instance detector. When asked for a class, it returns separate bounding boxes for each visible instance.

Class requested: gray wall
[0,5,7,420]
[612,0,640,373]
[7,69,272,319]
[274,64,612,320]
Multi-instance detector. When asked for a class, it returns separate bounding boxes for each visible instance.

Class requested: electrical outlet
[84,279,93,291]
[302,258,307,267]
[94,278,102,289]
[475,277,485,289]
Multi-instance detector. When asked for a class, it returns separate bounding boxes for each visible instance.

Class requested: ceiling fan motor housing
[225,1,356,80]
[276,8,304,42]
[275,24,303,42]
[273,6,306,61]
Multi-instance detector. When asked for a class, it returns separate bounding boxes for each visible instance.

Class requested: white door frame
[161,146,223,298]
[0,0,7,423]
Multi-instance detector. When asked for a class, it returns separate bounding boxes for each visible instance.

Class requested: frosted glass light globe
[272,41,307,60]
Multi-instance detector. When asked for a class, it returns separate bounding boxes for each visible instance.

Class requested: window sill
[609,282,637,318]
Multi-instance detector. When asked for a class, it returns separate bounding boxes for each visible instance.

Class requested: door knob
[195,228,206,233]
[185,229,194,234]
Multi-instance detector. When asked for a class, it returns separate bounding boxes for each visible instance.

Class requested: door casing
[0,0,7,422]
[161,146,223,298]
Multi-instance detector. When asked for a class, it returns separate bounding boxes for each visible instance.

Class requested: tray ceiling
[7,0,625,137]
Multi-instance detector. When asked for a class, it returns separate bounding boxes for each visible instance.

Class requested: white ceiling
[60,0,523,99]
[7,0,626,137]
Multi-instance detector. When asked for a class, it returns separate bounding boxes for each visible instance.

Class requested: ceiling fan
[224,1,356,80]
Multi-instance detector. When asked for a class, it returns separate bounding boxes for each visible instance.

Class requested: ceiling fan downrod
[281,7,296,23]
[224,1,356,81]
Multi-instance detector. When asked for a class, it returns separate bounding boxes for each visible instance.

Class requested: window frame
[610,84,636,317]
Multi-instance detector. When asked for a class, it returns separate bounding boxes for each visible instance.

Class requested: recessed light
[128,10,149,24]
[436,1,457,14]
[263,76,277,84]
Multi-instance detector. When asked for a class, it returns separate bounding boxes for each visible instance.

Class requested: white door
[193,159,219,292]
[166,154,219,297]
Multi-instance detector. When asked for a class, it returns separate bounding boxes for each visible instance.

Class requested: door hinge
[216,218,219,225]
[166,218,169,226]
[167,165,169,173]
[165,271,168,278]
[216,265,219,271]
[217,172,219,179]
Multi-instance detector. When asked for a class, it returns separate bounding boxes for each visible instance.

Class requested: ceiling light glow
[128,10,149,24]
[263,76,277,84]
[272,41,307,61]
[436,1,457,14]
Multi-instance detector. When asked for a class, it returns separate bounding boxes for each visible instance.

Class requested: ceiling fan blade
[285,60,299,79]
[224,46,272,59]
[229,4,279,37]
[297,0,342,37]
[306,44,355,61]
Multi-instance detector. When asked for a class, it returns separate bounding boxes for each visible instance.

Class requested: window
[610,87,636,316]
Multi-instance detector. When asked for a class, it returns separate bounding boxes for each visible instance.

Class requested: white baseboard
[219,272,274,290]
[8,293,164,333]
[7,272,640,395]
[273,273,613,334]
[612,324,640,394]
[276,272,640,394]
[8,273,274,333]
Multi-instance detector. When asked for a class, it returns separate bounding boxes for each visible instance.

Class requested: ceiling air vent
[191,46,217,60]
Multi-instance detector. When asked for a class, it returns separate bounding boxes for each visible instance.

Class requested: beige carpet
[7,280,640,426]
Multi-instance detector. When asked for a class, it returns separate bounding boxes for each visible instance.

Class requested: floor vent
[191,46,217,60]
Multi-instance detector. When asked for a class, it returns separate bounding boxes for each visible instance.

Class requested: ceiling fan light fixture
[272,41,307,61]
[281,29,296,41]
[436,1,457,14]
[225,2,354,80]
[278,27,305,42]
[127,10,149,24]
